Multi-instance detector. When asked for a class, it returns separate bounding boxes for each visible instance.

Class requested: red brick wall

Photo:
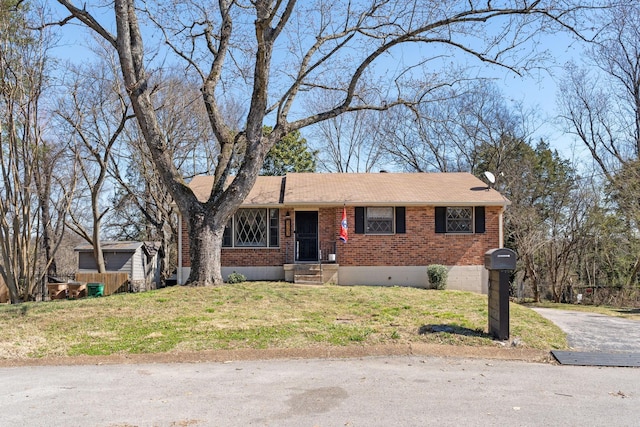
[181,206,502,268]
[181,218,190,267]
[334,206,501,267]
[318,207,336,249]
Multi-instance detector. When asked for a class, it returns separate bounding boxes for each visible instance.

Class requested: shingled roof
[188,173,509,207]
[189,175,284,205]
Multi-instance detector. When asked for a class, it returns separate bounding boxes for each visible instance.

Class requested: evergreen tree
[477,138,580,302]
[261,126,317,176]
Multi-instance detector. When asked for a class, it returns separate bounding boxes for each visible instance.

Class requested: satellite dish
[484,171,496,185]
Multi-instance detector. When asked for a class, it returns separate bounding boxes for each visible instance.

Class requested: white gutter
[499,206,505,248]
[280,201,511,208]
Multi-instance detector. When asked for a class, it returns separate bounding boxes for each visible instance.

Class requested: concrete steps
[294,264,324,285]
[290,264,339,285]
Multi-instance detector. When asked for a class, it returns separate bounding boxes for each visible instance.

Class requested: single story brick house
[177,172,509,293]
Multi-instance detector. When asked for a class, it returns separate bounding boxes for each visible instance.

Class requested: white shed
[74,241,161,291]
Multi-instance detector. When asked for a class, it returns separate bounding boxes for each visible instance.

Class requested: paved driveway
[532,308,640,353]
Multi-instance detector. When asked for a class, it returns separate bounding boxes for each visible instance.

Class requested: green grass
[0,282,567,360]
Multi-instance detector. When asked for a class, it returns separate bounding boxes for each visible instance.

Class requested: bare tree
[541,171,591,302]
[381,81,534,173]
[311,109,384,173]
[306,90,384,172]
[33,136,76,285]
[559,2,640,178]
[55,50,131,273]
[107,73,216,284]
[150,71,225,178]
[54,0,592,285]
[0,1,71,302]
[559,2,640,288]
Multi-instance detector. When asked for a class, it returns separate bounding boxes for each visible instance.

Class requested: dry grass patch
[0,282,567,360]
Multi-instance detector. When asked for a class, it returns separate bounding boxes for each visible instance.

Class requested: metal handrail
[285,240,337,264]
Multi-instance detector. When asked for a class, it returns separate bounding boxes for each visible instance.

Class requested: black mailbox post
[484,248,517,340]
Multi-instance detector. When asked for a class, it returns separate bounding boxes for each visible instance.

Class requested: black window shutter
[474,206,486,234]
[435,207,446,233]
[395,207,406,233]
[355,207,365,234]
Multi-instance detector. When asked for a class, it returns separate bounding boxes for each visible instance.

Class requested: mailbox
[484,248,516,271]
[484,247,517,341]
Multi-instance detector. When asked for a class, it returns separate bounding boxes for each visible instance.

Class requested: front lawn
[0,282,566,360]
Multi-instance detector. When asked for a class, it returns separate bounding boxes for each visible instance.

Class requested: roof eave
[270,201,510,208]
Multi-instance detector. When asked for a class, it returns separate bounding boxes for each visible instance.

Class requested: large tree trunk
[185,206,229,286]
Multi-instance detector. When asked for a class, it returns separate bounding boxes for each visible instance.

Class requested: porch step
[293,264,324,285]
[286,263,339,285]
[294,274,324,285]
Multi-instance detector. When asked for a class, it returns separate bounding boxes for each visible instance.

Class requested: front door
[295,211,318,262]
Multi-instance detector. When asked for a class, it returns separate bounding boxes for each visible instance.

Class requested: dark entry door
[295,211,318,262]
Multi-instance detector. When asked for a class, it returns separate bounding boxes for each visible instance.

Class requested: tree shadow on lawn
[418,324,491,339]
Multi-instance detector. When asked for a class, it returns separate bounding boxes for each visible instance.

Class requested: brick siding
[334,206,500,267]
[181,205,501,268]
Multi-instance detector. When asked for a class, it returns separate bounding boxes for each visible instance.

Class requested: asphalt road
[1,354,639,426]
[532,308,640,352]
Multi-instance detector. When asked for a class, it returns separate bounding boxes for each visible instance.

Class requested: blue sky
[496,39,588,163]
[50,4,589,168]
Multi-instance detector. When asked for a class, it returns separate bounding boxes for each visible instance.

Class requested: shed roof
[74,241,160,253]
[188,173,509,207]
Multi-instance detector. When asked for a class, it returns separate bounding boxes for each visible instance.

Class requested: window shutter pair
[354,207,406,234]
[434,207,486,233]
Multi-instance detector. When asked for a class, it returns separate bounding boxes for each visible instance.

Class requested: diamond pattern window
[366,207,394,234]
[446,207,472,233]
[222,209,279,248]
[235,209,267,246]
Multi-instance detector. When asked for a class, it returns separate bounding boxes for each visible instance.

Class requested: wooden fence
[75,273,130,296]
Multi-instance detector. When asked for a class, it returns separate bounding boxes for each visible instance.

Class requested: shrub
[226,271,247,284]
[427,264,448,290]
